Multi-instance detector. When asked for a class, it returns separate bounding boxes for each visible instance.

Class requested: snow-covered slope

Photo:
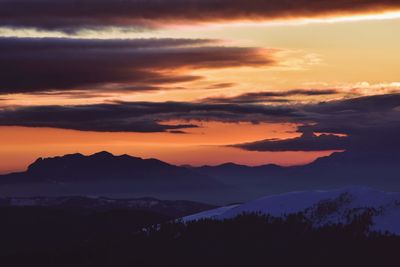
[183,187,400,235]
[182,204,240,222]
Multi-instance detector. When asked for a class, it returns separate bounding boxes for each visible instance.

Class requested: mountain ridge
[0,151,228,203]
[1,149,399,204]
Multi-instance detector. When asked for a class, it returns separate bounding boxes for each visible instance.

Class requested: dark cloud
[167,130,189,134]
[0,101,299,133]
[233,93,400,152]
[1,0,400,32]
[301,93,400,135]
[233,127,348,152]
[299,94,400,155]
[1,92,399,155]
[0,37,274,94]
[202,89,338,104]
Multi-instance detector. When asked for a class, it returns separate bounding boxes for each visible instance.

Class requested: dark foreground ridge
[1,212,399,267]
[0,195,216,217]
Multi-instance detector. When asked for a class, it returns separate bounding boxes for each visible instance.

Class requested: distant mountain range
[0,151,227,203]
[0,195,216,217]
[0,149,399,204]
[193,149,400,201]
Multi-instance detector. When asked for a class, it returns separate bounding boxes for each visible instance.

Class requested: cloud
[0,101,299,132]
[1,92,399,156]
[1,0,400,32]
[233,127,348,152]
[0,37,274,94]
[204,83,236,90]
[202,89,338,104]
[233,93,400,152]
[301,93,400,135]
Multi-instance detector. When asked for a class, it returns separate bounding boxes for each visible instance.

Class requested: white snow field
[183,187,400,235]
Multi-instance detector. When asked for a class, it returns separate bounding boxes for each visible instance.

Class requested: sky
[1,0,400,173]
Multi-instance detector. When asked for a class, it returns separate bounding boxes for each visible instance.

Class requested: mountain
[183,187,400,235]
[16,151,211,185]
[190,149,400,200]
[1,149,400,204]
[0,152,226,203]
[194,162,283,183]
[192,163,285,198]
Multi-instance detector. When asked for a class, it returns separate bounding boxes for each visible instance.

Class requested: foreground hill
[1,187,400,266]
[3,207,399,267]
[183,187,400,235]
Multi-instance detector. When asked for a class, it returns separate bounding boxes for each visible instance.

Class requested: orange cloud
[2,0,400,32]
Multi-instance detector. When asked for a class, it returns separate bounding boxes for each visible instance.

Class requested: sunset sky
[1,0,400,173]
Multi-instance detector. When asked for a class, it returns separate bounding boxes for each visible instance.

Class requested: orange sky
[0,124,337,174]
[0,7,399,173]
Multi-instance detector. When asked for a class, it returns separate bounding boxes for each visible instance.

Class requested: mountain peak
[90,151,115,158]
[25,151,153,176]
[2,151,223,197]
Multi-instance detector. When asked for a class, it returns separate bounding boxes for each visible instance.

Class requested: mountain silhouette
[0,152,226,203]
[0,149,399,204]
[192,148,400,200]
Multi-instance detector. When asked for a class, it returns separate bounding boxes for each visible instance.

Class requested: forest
[1,207,399,267]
